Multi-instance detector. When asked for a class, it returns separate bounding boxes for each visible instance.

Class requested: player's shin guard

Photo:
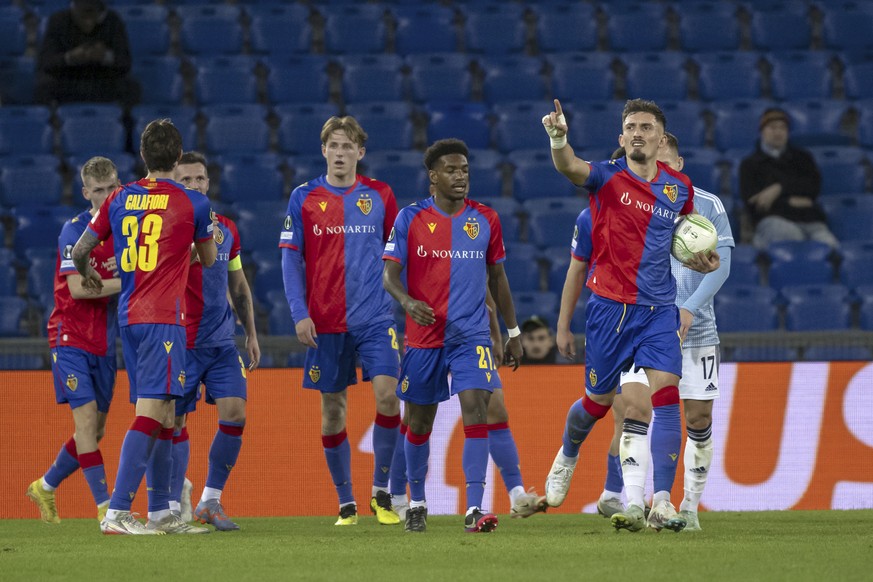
[372,413,400,489]
[206,421,244,496]
[109,416,162,511]
[681,424,713,513]
[562,396,610,457]
[488,422,523,494]
[78,450,110,506]
[405,429,431,503]
[620,420,650,510]
[43,437,80,489]
[650,386,681,502]
[322,429,353,506]
[463,424,489,510]
[146,427,175,516]
[389,423,408,498]
[170,428,190,505]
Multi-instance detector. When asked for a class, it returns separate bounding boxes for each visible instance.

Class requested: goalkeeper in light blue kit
[560,133,734,531]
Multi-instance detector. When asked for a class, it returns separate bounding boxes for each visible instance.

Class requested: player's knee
[685,410,712,430]
[221,408,246,425]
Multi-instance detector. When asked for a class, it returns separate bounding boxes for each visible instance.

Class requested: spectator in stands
[739,108,838,250]
[35,0,140,107]
[520,316,558,364]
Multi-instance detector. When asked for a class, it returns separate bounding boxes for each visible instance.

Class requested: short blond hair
[80,156,118,184]
[320,116,368,147]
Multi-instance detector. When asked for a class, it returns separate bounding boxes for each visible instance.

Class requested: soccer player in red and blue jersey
[280,116,402,526]
[171,151,260,531]
[541,99,720,532]
[27,157,121,525]
[383,138,524,534]
[73,119,216,535]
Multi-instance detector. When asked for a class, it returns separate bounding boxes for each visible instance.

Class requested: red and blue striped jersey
[279,174,398,333]
[88,178,213,327]
[185,214,240,349]
[584,158,694,306]
[570,208,593,262]
[383,197,505,349]
[48,209,118,356]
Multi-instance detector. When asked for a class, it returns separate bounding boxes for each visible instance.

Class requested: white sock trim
[200,486,222,503]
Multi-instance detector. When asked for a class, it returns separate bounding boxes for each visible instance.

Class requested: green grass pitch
[1,511,871,581]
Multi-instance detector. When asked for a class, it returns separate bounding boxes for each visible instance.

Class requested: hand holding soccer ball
[672,214,720,274]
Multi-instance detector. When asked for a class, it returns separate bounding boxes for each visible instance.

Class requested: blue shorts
[584,295,682,396]
[121,324,186,402]
[176,344,248,416]
[398,340,502,405]
[51,346,116,412]
[303,323,400,393]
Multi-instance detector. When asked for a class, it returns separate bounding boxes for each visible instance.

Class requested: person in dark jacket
[35,0,140,106]
[739,108,838,250]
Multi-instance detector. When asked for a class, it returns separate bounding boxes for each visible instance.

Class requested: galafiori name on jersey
[125,194,169,211]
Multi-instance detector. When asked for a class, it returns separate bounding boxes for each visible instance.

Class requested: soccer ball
[671,215,717,263]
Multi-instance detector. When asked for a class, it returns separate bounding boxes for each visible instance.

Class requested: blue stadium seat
[218,153,284,211]
[712,100,777,151]
[340,54,406,103]
[177,5,243,56]
[115,5,170,57]
[839,241,873,289]
[856,98,873,147]
[767,240,833,264]
[236,204,288,256]
[534,3,597,53]
[323,5,387,54]
[0,353,45,370]
[0,156,63,208]
[0,297,28,337]
[843,56,873,99]
[731,346,798,362]
[768,260,834,291]
[678,2,741,52]
[426,102,491,150]
[288,154,328,186]
[393,5,458,55]
[493,101,550,153]
[364,151,428,200]
[549,52,615,103]
[564,101,628,151]
[823,3,873,51]
[251,260,284,305]
[27,256,54,300]
[623,53,690,101]
[514,291,559,325]
[0,107,53,155]
[276,103,340,155]
[504,256,542,293]
[658,101,707,148]
[782,284,851,331]
[463,3,527,55]
[695,52,764,102]
[781,100,851,147]
[807,146,868,195]
[545,250,572,294]
[266,55,330,104]
[714,285,779,332]
[721,260,762,289]
[480,56,546,104]
[194,56,259,105]
[0,56,35,105]
[804,345,872,361]
[680,149,724,194]
[131,105,199,152]
[861,295,873,330]
[526,197,586,248]
[407,53,473,103]
[769,52,834,100]
[56,104,126,156]
[0,6,26,56]
[477,197,519,239]
[132,56,183,105]
[249,4,312,55]
[269,301,294,336]
[750,5,812,50]
[202,104,270,155]
[511,156,579,201]
[346,101,414,153]
[12,205,71,257]
[0,260,15,297]
[465,165,504,201]
[607,4,669,52]
[821,195,873,243]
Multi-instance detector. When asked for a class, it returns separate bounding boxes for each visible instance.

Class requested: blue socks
[488,423,523,493]
[205,421,244,493]
[43,438,79,489]
[562,396,610,457]
[651,387,682,494]
[463,424,489,510]
[110,416,161,511]
[404,429,431,503]
[372,413,400,489]
[322,429,354,505]
[605,453,624,494]
[145,427,174,512]
[390,424,408,498]
[78,450,109,506]
[171,428,190,505]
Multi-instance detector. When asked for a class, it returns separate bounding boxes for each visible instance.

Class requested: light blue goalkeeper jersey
[672,188,735,348]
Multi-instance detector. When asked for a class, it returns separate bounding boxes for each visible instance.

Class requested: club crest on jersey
[163,341,173,354]
[318,201,328,212]
[66,374,78,392]
[427,222,437,234]
[400,376,409,393]
[356,195,372,215]
[309,365,321,383]
[213,225,224,244]
[178,370,186,387]
[663,184,678,203]
[464,219,479,240]
[588,368,597,387]
[284,215,292,230]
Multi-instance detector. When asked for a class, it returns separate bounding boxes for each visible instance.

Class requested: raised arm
[543,98,591,186]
